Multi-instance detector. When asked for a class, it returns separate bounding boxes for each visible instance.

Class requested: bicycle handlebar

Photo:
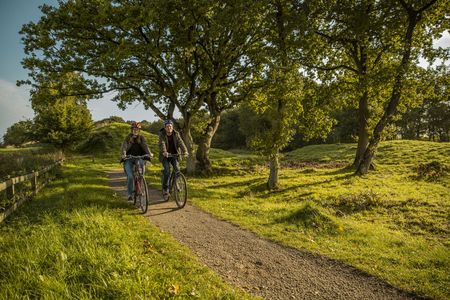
[122,154,152,162]
[165,153,189,159]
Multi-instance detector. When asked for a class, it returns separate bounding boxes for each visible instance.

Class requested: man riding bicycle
[121,121,153,201]
[159,119,188,196]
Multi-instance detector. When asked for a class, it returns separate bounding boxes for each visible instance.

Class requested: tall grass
[0,146,62,181]
[0,157,254,299]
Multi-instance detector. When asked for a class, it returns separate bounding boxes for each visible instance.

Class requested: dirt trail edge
[107,169,418,300]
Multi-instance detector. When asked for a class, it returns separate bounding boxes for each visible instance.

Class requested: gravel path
[107,169,418,300]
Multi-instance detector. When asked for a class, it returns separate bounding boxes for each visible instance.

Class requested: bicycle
[122,154,151,214]
[162,153,188,208]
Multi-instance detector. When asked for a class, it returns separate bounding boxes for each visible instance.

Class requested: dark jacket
[120,134,152,158]
[158,128,187,162]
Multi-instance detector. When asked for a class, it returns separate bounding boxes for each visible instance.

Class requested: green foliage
[244,66,305,156]
[397,67,450,141]
[211,108,247,150]
[31,73,94,151]
[0,158,253,299]
[33,96,93,150]
[2,120,35,146]
[146,119,164,135]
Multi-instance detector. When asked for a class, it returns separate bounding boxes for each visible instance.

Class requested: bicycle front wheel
[173,172,187,208]
[138,176,149,214]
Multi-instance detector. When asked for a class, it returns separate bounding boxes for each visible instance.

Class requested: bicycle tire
[139,176,148,213]
[173,172,187,208]
[133,177,138,205]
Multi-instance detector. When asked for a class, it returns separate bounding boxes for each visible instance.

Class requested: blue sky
[0,1,448,141]
[0,0,157,140]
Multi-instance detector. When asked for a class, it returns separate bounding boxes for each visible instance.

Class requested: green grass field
[0,157,255,299]
[2,123,449,299]
[146,140,450,299]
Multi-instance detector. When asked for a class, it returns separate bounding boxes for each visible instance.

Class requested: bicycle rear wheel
[138,176,148,214]
[173,172,187,208]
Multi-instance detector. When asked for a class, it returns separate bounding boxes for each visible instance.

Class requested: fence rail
[0,160,63,223]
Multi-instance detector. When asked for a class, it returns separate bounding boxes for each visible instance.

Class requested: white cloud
[0,79,34,140]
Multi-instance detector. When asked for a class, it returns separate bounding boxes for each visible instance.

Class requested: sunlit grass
[0,158,255,299]
[144,140,450,299]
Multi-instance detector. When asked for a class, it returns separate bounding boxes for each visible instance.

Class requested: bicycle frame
[123,155,150,213]
[162,153,188,208]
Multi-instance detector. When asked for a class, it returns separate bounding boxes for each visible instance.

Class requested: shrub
[416,161,448,181]
[329,190,383,215]
[77,131,114,154]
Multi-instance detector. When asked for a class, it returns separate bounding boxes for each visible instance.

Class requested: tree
[31,74,93,151]
[303,0,405,168]
[398,67,450,141]
[243,1,333,190]
[211,108,247,150]
[2,120,34,146]
[356,0,446,175]
[301,0,447,174]
[19,0,264,175]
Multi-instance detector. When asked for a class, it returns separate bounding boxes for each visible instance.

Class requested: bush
[77,131,114,154]
[329,190,383,215]
[416,161,449,181]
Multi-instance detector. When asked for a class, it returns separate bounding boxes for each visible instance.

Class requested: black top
[126,137,146,156]
[167,134,176,154]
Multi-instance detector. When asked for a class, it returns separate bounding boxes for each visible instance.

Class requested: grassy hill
[284,140,450,165]
[77,122,159,157]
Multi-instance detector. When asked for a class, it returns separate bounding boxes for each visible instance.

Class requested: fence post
[6,176,15,199]
[31,171,38,195]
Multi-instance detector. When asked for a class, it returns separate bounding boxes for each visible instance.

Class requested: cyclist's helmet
[131,121,141,129]
[164,119,173,126]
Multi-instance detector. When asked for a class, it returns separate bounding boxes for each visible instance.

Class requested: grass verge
[0,157,255,299]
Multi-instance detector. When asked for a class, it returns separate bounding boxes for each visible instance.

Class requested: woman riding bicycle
[121,121,153,201]
[159,119,188,196]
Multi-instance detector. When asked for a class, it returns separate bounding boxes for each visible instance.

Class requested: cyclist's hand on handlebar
[163,151,169,158]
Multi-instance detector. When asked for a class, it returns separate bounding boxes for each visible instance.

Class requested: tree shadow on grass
[208,177,263,190]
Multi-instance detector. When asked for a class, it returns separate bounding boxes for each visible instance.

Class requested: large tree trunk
[178,113,196,175]
[357,8,420,175]
[268,152,280,190]
[196,113,221,175]
[353,90,369,168]
[180,128,196,175]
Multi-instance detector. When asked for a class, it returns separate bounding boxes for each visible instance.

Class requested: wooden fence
[0,160,63,223]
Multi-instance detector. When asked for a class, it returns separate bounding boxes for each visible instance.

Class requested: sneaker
[127,195,133,201]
